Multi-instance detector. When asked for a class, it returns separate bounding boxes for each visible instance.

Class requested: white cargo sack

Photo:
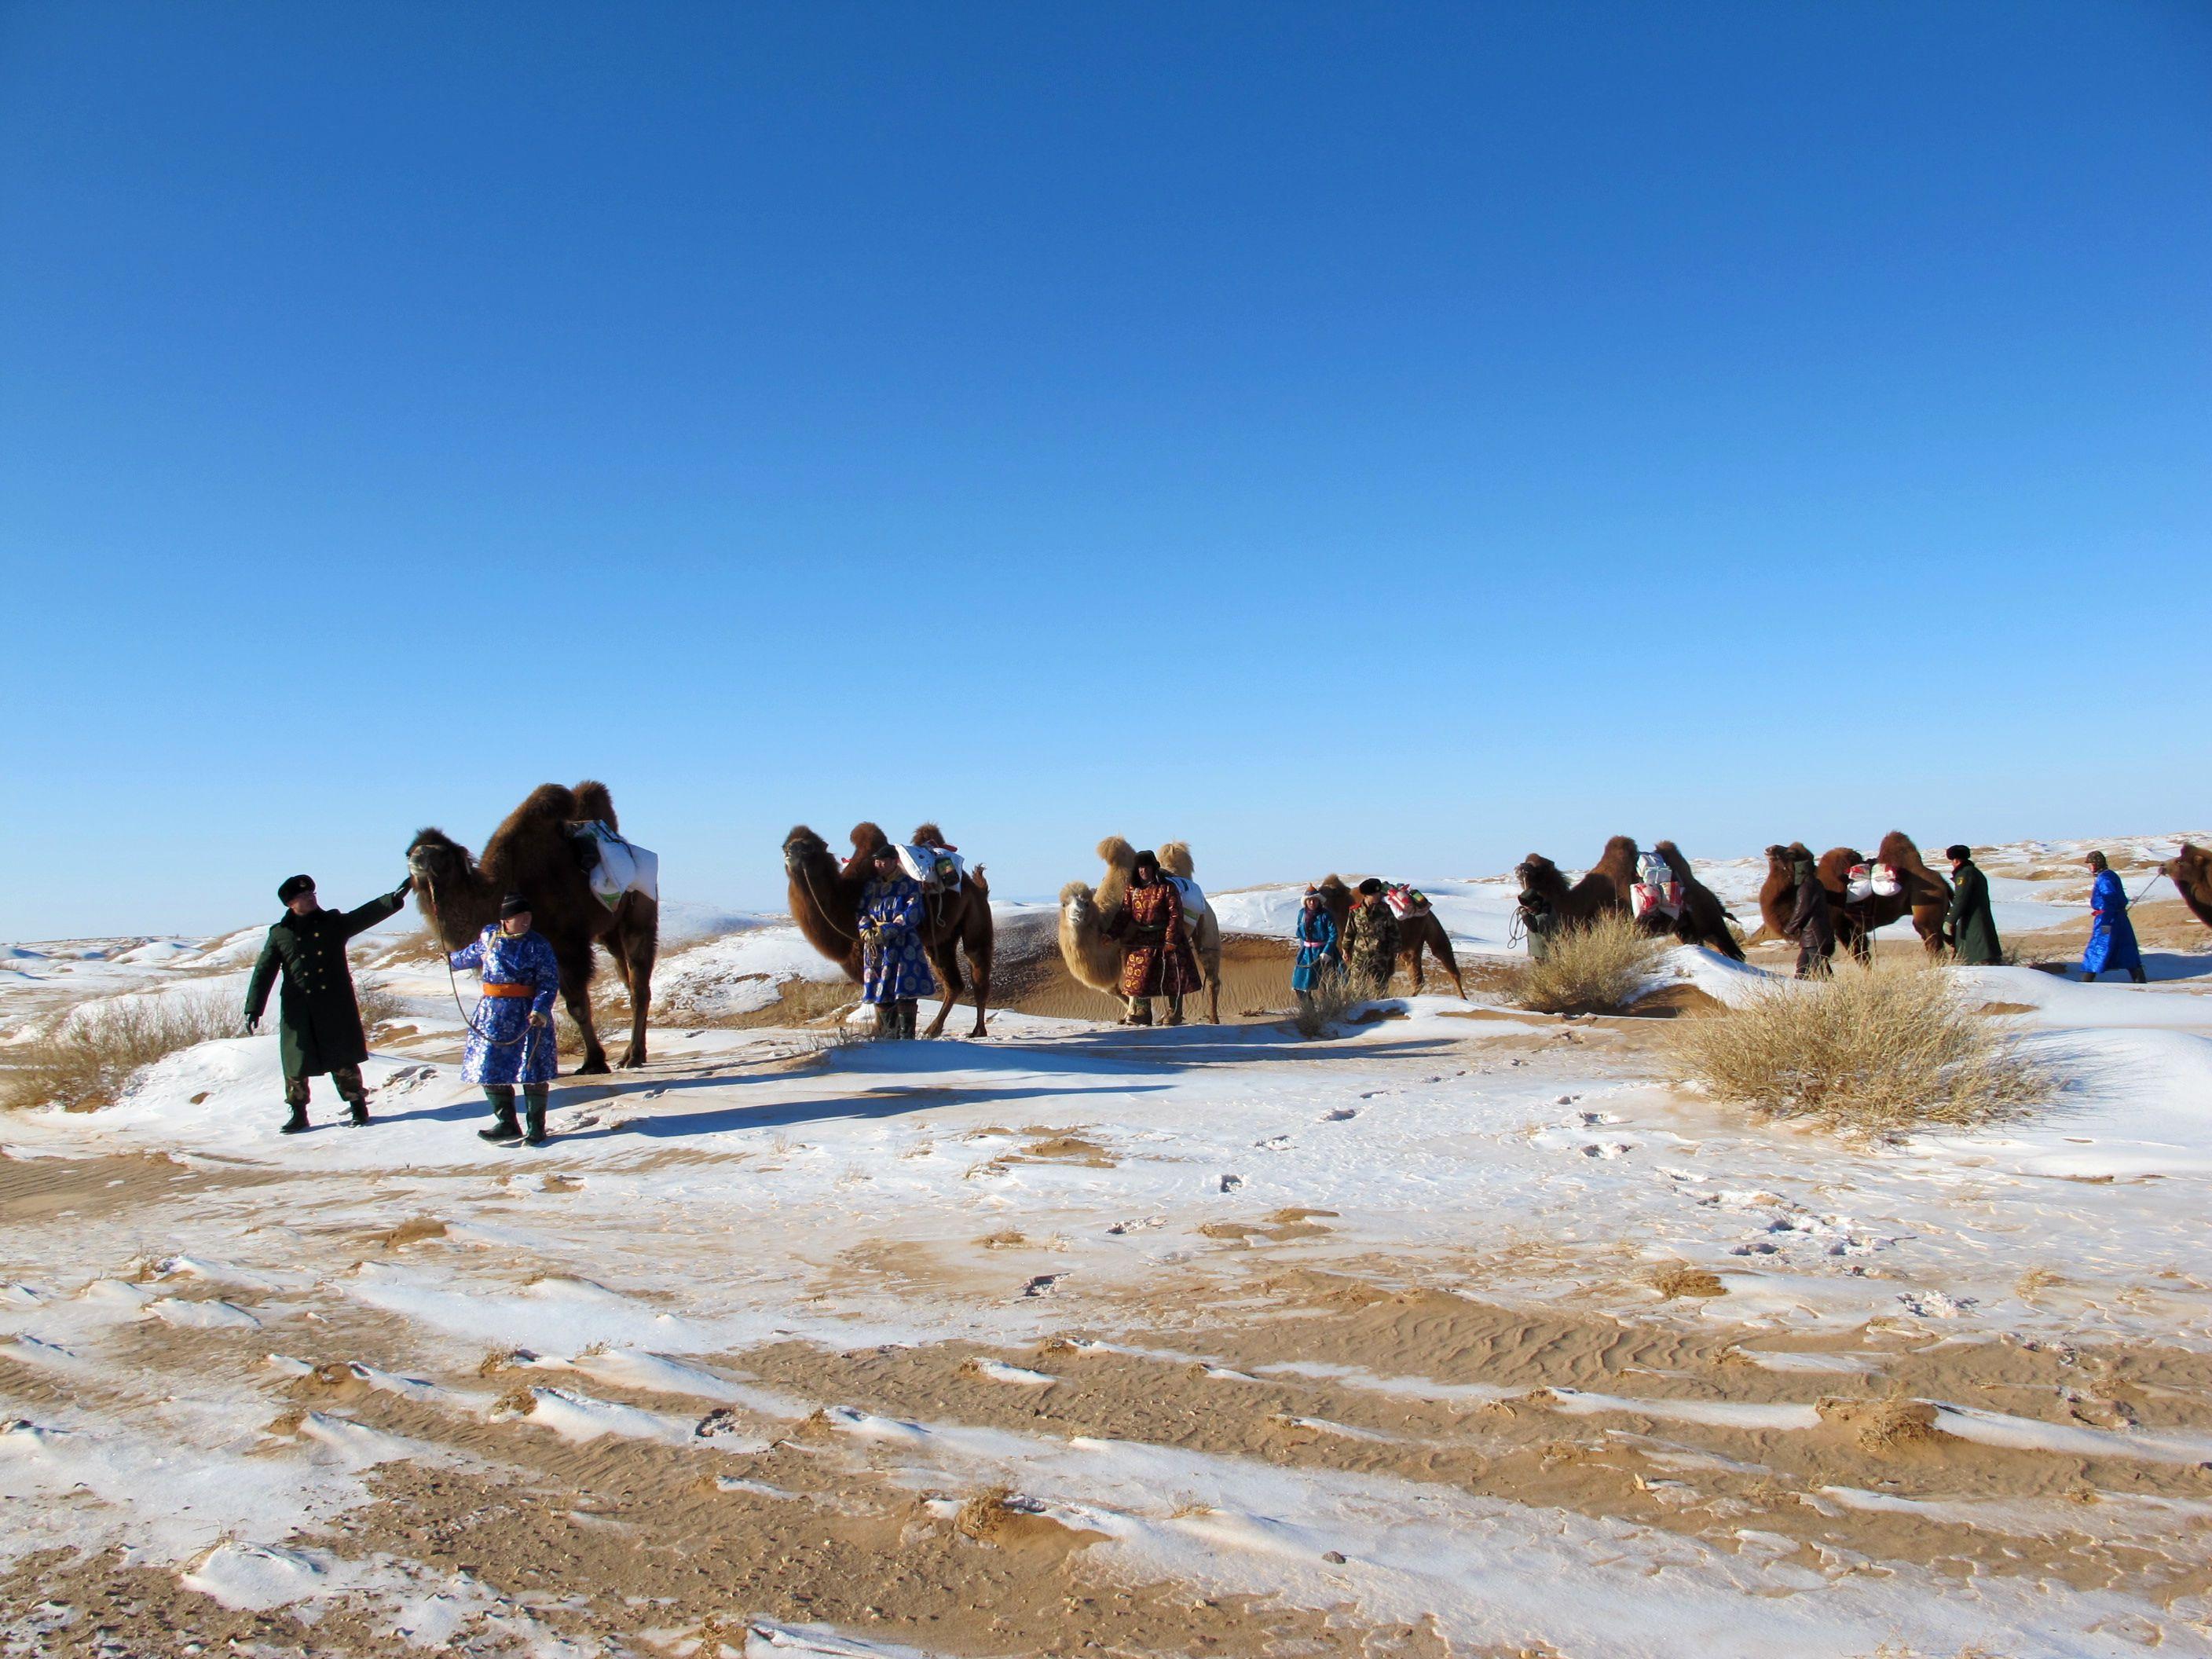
[573,821,659,911]
[1846,863,1876,903]
[1631,851,1682,919]
[1870,862,1903,899]
[895,844,965,890]
[1166,875,1206,917]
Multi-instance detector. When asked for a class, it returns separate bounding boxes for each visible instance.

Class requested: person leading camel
[1943,844,2002,966]
[859,844,932,1038]
[1786,852,1835,980]
[1342,878,1401,997]
[2081,851,2145,983]
[244,871,413,1134]
[1104,849,1202,1025]
[451,894,562,1145]
[1292,886,1340,1016]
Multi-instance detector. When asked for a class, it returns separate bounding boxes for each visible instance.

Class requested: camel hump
[512,783,577,822]
[849,822,888,855]
[1654,840,1694,881]
[1159,841,1195,879]
[573,780,617,829]
[1097,836,1135,868]
[1876,831,1935,876]
[910,822,947,848]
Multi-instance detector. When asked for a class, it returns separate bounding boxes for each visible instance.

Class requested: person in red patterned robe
[1104,849,1204,1026]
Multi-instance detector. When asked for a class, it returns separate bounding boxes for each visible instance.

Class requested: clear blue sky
[4,2,2207,939]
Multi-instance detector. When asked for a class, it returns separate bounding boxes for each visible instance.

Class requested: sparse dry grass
[355,982,408,1031]
[1666,958,2055,1134]
[0,990,237,1112]
[1503,914,1666,1014]
[1292,968,1365,1038]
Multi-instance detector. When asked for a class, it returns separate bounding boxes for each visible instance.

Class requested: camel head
[1515,854,1567,901]
[2168,842,2212,893]
[1059,879,1097,927]
[406,828,487,941]
[782,826,834,881]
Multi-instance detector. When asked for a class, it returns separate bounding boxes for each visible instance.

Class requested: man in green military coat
[244,873,413,1133]
[1942,844,2003,966]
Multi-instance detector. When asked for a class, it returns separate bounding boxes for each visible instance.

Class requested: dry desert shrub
[1292,967,1366,1038]
[1665,958,2053,1134]
[354,981,408,1030]
[0,990,237,1112]
[1504,913,1666,1014]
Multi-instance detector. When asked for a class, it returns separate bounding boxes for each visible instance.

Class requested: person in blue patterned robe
[449,894,563,1144]
[859,845,934,1039]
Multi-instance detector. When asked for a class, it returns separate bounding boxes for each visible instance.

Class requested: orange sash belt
[480,983,536,998]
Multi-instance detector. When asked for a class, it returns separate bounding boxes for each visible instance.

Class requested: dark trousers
[1795,943,1833,980]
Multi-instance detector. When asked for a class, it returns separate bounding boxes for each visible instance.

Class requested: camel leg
[921,936,963,1039]
[555,945,610,1075]
[615,910,656,1068]
[964,914,991,1039]
[1432,928,1468,999]
[1204,948,1222,1024]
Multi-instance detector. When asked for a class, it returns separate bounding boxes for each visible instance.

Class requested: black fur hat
[1357,877,1385,896]
[1945,844,1972,863]
[276,874,314,903]
[500,892,532,919]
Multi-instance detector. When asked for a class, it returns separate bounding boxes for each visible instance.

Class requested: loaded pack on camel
[782,822,994,1038]
[1315,875,1467,997]
[1059,837,1225,1024]
[1515,837,1741,960]
[1757,833,1951,961]
[407,781,659,1074]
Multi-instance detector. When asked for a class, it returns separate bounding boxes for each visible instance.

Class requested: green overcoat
[244,888,407,1077]
[1945,859,2002,966]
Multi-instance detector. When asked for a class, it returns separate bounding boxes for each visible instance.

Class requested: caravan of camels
[394,780,2212,1068]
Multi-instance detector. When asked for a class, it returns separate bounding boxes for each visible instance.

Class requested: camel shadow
[553,1081,1164,1143]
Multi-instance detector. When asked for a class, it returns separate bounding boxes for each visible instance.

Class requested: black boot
[345,1097,371,1128]
[478,1091,522,1143]
[523,1091,549,1147]
[280,1103,309,1135]
[899,1000,919,1040]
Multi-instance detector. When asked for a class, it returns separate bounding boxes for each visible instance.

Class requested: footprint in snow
[1322,1108,1358,1122]
[1019,1275,1063,1298]
[1218,1174,1243,1193]
[1255,1134,1293,1152]
[1579,1142,1632,1159]
[1106,1217,1164,1236]
[1576,1110,1621,1127]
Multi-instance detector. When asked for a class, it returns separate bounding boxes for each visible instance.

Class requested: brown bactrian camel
[1058,837,1225,1023]
[782,822,994,1038]
[2163,844,2212,931]
[1649,840,1745,961]
[1514,837,1642,923]
[1757,835,1950,961]
[407,781,657,1074]
[1314,876,1468,997]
